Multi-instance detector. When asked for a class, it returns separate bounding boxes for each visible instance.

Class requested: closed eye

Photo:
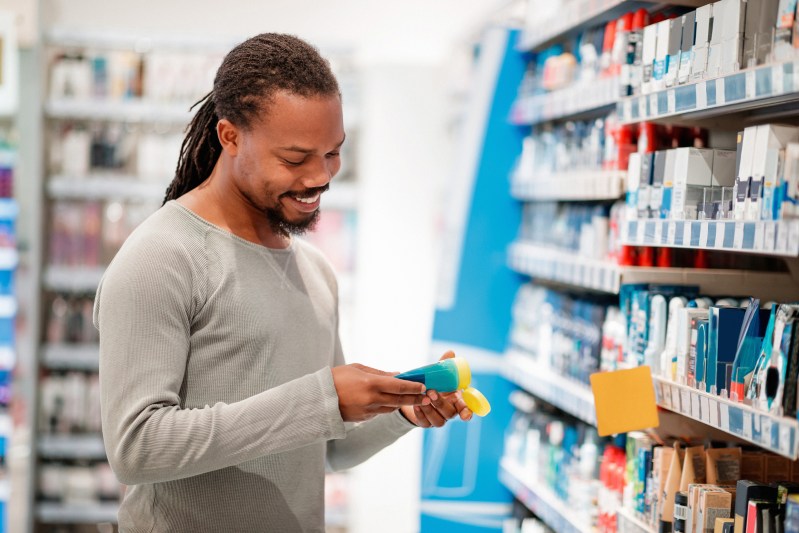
[282,158,305,166]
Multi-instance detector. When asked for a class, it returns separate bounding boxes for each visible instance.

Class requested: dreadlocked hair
[163,33,341,204]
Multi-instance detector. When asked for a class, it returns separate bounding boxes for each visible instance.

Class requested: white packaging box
[782,143,799,218]
[642,24,658,94]
[706,1,726,78]
[652,20,671,92]
[650,150,668,218]
[692,4,713,80]
[712,149,738,187]
[627,152,642,219]
[720,0,745,75]
[751,124,799,220]
[678,11,697,85]
[665,17,684,87]
[734,126,758,220]
[671,148,715,220]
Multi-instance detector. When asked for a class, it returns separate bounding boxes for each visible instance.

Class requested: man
[94,33,472,532]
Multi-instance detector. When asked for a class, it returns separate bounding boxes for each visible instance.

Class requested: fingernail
[428,391,438,401]
[422,397,431,406]
[420,386,426,393]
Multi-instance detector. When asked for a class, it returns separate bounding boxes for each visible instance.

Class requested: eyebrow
[279,135,346,154]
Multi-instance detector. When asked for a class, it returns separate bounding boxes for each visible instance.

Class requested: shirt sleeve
[95,236,346,486]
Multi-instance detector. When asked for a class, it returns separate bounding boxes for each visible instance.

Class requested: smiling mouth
[292,192,321,204]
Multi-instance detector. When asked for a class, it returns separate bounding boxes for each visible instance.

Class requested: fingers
[371,374,426,395]
[376,392,431,407]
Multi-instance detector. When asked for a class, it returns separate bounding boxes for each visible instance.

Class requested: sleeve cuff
[317,367,346,439]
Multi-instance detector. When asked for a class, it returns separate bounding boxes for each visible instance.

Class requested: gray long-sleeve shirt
[94,201,415,532]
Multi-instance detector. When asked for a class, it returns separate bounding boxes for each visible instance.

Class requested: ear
[217,119,240,156]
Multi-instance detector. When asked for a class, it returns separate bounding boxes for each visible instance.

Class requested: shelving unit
[654,376,799,460]
[38,434,106,460]
[617,508,655,533]
[36,503,119,524]
[498,457,592,533]
[503,350,597,425]
[41,344,99,372]
[48,176,168,202]
[508,240,799,300]
[617,60,799,124]
[511,169,625,201]
[45,99,195,124]
[622,218,799,256]
[511,76,619,125]
[43,266,106,293]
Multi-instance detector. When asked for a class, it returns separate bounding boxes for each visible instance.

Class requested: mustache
[282,183,330,199]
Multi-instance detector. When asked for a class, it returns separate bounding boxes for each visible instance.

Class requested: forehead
[250,90,344,141]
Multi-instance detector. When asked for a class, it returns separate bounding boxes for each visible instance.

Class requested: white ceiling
[42,0,515,64]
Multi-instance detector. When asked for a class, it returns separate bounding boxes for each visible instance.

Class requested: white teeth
[294,193,320,204]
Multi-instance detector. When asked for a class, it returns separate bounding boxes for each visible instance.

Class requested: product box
[638,152,655,218]
[721,0,746,75]
[627,152,642,219]
[774,0,799,61]
[695,321,710,389]
[743,0,780,67]
[698,487,734,533]
[651,150,668,218]
[707,448,742,485]
[642,23,659,94]
[678,308,710,385]
[677,11,697,85]
[665,17,684,87]
[755,124,799,221]
[661,149,677,219]
[653,20,671,91]
[689,483,718,533]
[782,143,799,218]
[713,150,738,187]
[706,307,746,394]
[734,126,759,220]
[670,147,715,220]
[741,452,766,483]
[688,317,709,388]
[693,4,714,80]
[715,517,735,533]
[734,480,778,533]
[707,1,726,77]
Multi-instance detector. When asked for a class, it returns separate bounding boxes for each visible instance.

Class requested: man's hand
[331,363,429,422]
[399,351,473,428]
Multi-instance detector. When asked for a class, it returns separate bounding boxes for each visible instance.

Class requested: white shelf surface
[36,502,118,524]
[38,434,106,460]
[511,170,625,202]
[618,60,799,124]
[48,175,169,201]
[499,457,592,533]
[511,76,619,125]
[504,350,596,425]
[46,99,195,124]
[44,266,105,293]
[654,376,799,460]
[622,218,799,256]
[41,344,99,371]
[617,508,656,533]
[508,241,799,300]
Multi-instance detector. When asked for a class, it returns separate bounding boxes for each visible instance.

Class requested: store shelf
[511,76,619,125]
[46,99,195,124]
[623,218,799,256]
[38,434,106,460]
[509,240,799,300]
[503,350,597,426]
[46,28,236,53]
[511,169,625,202]
[48,175,168,202]
[654,376,799,460]
[499,457,592,533]
[517,0,706,52]
[617,508,656,533]
[41,344,99,371]
[617,60,799,124]
[36,502,118,524]
[44,266,105,293]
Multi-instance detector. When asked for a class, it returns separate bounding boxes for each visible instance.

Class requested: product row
[39,372,101,436]
[39,461,120,506]
[45,295,97,346]
[520,0,799,101]
[627,124,799,223]
[49,200,159,268]
[49,123,183,179]
[514,116,708,179]
[620,432,799,533]
[49,49,223,103]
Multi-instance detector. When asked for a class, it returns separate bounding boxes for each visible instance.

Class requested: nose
[302,156,337,189]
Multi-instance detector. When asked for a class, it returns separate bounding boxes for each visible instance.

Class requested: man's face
[231,90,345,235]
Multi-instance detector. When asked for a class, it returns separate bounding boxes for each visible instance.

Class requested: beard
[243,183,328,237]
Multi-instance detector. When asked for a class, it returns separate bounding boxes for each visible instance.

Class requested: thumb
[439,350,456,361]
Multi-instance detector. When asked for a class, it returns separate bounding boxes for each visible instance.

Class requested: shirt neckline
[168,200,296,255]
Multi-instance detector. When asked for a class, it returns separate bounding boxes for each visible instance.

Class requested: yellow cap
[451,357,471,389]
[462,387,490,417]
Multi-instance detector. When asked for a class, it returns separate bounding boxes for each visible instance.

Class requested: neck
[176,158,290,249]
